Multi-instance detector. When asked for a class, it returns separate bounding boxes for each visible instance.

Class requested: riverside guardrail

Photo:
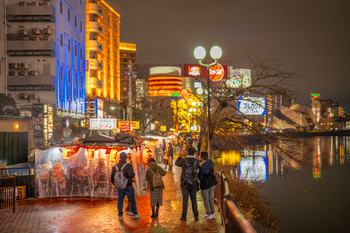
[0,176,16,213]
[214,170,256,233]
[0,166,32,198]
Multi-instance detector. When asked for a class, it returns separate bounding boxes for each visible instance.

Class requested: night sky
[107,0,350,112]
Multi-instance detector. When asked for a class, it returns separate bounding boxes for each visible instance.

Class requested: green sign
[172,93,180,97]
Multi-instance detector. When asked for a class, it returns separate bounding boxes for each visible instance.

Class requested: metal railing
[0,176,16,213]
[0,166,33,198]
[214,170,256,233]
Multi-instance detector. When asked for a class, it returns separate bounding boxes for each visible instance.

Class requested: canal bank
[214,136,350,232]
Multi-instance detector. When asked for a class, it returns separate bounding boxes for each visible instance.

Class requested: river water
[216,136,350,233]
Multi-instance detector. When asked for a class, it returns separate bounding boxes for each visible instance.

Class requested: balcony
[89,59,103,70]
[7,40,55,56]
[7,75,54,91]
[89,3,102,17]
[89,21,102,34]
[87,39,102,53]
[6,5,55,22]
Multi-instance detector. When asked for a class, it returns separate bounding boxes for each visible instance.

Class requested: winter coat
[110,161,135,187]
[198,159,217,190]
[146,161,166,191]
[175,155,199,188]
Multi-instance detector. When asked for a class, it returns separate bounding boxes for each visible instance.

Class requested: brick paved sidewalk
[0,166,224,233]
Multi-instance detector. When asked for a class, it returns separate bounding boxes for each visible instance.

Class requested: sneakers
[180,217,186,221]
[125,211,134,216]
[118,215,123,220]
[133,214,141,219]
[202,214,211,219]
[210,214,215,219]
[194,217,199,221]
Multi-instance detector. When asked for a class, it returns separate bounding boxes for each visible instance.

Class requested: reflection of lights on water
[217,150,241,165]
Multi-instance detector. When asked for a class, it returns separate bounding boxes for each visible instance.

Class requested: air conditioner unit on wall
[9,63,16,69]
[20,63,29,69]
[20,93,30,99]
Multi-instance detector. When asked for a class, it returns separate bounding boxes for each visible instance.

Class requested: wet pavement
[0,165,224,233]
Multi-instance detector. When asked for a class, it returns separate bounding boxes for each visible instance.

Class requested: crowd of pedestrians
[110,136,217,221]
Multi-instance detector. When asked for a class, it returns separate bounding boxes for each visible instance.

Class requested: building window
[60,1,62,14]
[60,66,63,79]
[80,21,82,32]
[80,48,83,59]
[68,9,70,21]
[68,39,71,51]
[60,34,63,47]
[75,16,77,27]
[75,44,77,56]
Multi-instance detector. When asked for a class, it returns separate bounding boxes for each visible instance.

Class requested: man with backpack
[146,158,166,219]
[110,152,140,220]
[175,147,200,221]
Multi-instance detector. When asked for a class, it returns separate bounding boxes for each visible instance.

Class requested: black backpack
[184,158,199,190]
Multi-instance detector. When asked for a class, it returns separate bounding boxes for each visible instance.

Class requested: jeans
[201,186,215,215]
[181,187,198,218]
[117,185,138,216]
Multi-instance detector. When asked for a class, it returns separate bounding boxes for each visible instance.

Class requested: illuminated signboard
[311,93,320,100]
[239,156,268,181]
[118,121,140,130]
[90,118,117,130]
[188,66,201,76]
[160,125,167,131]
[209,63,224,81]
[119,122,133,132]
[226,67,251,88]
[238,97,266,115]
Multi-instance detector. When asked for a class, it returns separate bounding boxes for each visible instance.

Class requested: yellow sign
[118,121,140,130]
[160,125,166,131]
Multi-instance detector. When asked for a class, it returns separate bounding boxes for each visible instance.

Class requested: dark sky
[107,0,350,112]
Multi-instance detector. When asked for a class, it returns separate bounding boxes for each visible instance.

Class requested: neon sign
[188,66,201,76]
[209,63,224,81]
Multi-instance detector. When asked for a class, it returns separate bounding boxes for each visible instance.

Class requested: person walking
[175,147,200,221]
[198,152,217,219]
[167,143,174,171]
[111,152,141,220]
[146,158,166,219]
[163,148,169,170]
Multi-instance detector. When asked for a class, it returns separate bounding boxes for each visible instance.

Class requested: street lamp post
[111,106,126,120]
[193,46,222,159]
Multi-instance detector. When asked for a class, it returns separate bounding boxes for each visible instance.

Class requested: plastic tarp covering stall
[35,145,147,198]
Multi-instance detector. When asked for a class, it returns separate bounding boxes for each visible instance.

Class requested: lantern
[62,148,72,160]
[110,149,118,162]
[87,148,96,160]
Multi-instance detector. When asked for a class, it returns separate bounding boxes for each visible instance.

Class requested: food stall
[34,132,148,198]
